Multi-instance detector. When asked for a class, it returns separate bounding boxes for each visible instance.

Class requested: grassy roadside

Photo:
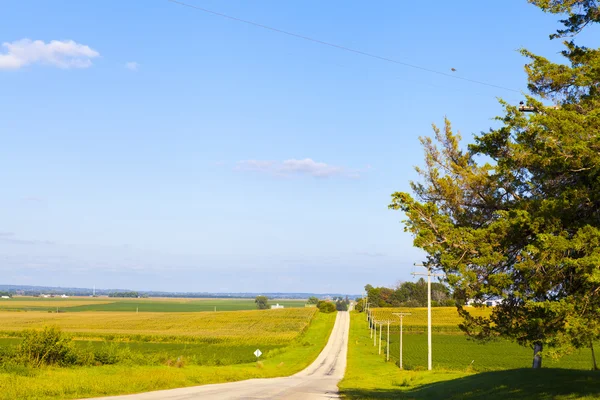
[338,312,600,400]
[0,311,336,400]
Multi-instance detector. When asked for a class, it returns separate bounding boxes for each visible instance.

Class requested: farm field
[0,309,337,400]
[0,308,317,343]
[368,306,491,333]
[339,312,600,399]
[0,296,307,312]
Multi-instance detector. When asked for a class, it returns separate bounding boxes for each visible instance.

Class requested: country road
[88,311,350,400]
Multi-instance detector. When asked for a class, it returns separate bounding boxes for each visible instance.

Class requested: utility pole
[413,263,444,371]
[386,320,390,362]
[393,312,411,369]
[378,322,382,355]
[373,320,377,347]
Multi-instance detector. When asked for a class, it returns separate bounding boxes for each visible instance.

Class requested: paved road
[89,311,350,400]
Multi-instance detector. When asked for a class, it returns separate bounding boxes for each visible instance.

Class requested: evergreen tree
[390,0,600,368]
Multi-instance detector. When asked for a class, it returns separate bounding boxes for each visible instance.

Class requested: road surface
[88,311,350,400]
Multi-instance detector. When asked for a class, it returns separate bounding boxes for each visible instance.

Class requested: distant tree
[307,296,319,305]
[316,300,336,313]
[109,291,139,298]
[255,296,269,310]
[365,280,450,308]
[354,298,365,312]
[336,299,348,311]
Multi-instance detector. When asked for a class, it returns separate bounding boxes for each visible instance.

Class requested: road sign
[254,349,262,358]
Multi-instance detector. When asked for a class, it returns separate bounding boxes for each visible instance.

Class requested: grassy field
[340,312,600,400]
[0,297,307,312]
[0,308,317,343]
[369,307,491,333]
[0,310,337,399]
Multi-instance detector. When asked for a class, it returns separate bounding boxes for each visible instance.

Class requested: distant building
[60,294,69,298]
[1,296,10,299]
[467,298,504,307]
[271,303,284,309]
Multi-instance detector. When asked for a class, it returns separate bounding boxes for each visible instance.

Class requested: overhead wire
[167,0,523,95]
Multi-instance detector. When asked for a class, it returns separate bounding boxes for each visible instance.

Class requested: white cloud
[0,39,99,70]
[236,158,353,178]
[125,61,139,71]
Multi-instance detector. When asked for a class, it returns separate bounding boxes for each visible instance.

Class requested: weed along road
[87,311,350,400]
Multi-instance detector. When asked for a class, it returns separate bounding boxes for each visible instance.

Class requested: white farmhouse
[271,303,284,309]
[466,298,504,307]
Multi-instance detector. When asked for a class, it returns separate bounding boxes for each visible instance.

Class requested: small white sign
[254,349,262,358]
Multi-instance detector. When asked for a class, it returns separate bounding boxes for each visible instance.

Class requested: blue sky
[0,1,589,293]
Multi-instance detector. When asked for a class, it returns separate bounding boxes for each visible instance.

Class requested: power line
[167,0,522,94]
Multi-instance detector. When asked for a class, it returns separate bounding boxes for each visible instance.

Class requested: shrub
[316,301,336,313]
[16,326,77,367]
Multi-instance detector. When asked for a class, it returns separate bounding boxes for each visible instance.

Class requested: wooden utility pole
[413,263,444,371]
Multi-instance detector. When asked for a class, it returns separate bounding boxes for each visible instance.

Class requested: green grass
[0,297,307,312]
[0,311,337,400]
[67,299,307,312]
[0,337,285,366]
[339,312,600,400]
[386,334,596,371]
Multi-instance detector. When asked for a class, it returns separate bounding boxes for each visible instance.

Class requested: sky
[0,0,593,294]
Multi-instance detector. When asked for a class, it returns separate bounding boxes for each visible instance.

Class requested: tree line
[355,280,453,311]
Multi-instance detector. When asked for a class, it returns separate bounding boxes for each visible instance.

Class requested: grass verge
[338,312,600,400]
[0,311,336,400]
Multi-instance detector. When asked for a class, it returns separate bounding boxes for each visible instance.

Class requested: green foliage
[109,291,140,298]
[355,298,365,312]
[255,295,269,310]
[316,301,336,313]
[365,280,451,308]
[307,296,319,305]
[389,0,600,367]
[336,300,349,311]
[528,0,599,38]
[16,326,78,367]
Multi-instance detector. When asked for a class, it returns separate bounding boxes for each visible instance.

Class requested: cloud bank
[237,158,355,178]
[0,39,99,70]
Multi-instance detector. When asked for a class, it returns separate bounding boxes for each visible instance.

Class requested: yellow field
[0,308,317,343]
[369,307,491,331]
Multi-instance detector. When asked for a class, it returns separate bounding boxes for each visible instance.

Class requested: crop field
[0,296,307,312]
[0,337,285,366]
[367,307,596,370]
[385,334,595,371]
[369,307,491,333]
[0,308,317,343]
[0,309,337,399]
[340,312,600,399]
